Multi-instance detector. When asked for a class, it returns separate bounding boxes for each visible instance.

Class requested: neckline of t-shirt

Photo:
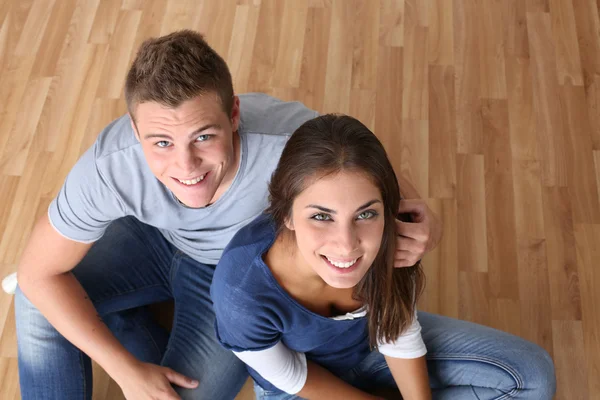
[256,221,366,323]
[171,129,248,211]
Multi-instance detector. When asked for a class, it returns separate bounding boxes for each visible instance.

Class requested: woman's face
[286,170,386,289]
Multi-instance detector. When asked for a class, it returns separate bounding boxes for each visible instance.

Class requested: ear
[129,114,140,142]
[284,214,295,231]
[230,95,241,132]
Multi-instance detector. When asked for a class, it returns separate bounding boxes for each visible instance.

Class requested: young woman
[211,115,556,400]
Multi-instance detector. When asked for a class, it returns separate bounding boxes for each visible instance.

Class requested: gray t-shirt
[48,93,318,265]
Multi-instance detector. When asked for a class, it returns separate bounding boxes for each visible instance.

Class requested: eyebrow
[143,123,222,140]
[305,199,382,214]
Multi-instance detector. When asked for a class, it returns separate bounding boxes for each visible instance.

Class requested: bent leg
[16,217,176,400]
[162,254,248,400]
[418,312,556,400]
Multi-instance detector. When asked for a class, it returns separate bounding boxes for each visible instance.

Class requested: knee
[15,286,46,328]
[519,342,556,399]
[14,287,61,363]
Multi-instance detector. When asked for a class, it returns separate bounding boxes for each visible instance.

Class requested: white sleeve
[233,342,308,394]
[377,313,427,359]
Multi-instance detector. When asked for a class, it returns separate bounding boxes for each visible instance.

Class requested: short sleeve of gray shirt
[47,93,319,264]
[48,119,127,243]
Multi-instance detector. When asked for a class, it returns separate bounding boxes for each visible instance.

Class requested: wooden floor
[0,0,599,399]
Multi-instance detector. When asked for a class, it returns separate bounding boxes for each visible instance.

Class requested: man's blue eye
[156,141,171,148]
[196,134,211,142]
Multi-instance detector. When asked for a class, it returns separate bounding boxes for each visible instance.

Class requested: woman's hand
[116,360,198,400]
[394,199,443,268]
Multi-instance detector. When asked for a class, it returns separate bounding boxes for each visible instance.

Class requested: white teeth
[177,174,205,185]
[325,256,358,269]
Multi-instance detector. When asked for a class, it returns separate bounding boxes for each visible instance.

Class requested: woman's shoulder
[212,213,277,299]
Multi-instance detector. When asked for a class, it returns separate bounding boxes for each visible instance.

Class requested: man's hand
[117,361,199,400]
[394,199,443,268]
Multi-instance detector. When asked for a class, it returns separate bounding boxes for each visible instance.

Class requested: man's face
[131,93,241,208]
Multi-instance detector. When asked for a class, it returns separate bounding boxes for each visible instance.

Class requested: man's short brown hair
[125,30,234,120]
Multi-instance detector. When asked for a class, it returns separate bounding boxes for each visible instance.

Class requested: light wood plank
[428,65,456,198]
[542,187,583,321]
[457,154,488,272]
[297,5,331,111]
[272,0,308,89]
[527,12,569,187]
[574,224,600,396]
[561,84,600,224]
[321,0,353,114]
[427,0,453,65]
[552,320,589,400]
[454,0,483,154]
[482,99,519,299]
[549,0,584,85]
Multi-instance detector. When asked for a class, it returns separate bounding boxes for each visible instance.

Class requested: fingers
[394,249,421,268]
[164,368,199,389]
[397,199,427,222]
[394,236,424,268]
[395,220,429,242]
[396,235,427,253]
[394,258,417,268]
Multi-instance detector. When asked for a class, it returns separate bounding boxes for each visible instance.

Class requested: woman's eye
[312,213,332,221]
[357,210,377,220]
[156,141,171,148]
[196,134,211,142]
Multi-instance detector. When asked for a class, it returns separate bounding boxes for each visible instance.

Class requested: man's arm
[17,214,197,398]
[397,174,422,200]
[17,214,130,374]
[394,175,443,268]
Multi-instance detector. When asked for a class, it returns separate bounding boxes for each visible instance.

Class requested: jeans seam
[161,252,183,362]
[79,350,88,400]
[137,317,165,361]
[169,251,183,285]
[427,354,523,399]
[92,283,167,308]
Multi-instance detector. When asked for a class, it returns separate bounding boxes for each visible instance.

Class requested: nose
[335,223,359,254]
[177,146,199,174]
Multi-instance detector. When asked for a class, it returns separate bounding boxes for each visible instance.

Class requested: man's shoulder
[93,114,139,160]
[238,93,318,137]
[76,114,155,207]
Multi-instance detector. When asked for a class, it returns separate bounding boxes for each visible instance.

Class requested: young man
[15,31,442,399]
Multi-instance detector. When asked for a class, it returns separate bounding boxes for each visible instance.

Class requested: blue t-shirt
[211,213,372,392]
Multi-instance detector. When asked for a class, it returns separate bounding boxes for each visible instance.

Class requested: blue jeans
[15,218,556,400]
[15,217,248,400]
[253,313,556,400]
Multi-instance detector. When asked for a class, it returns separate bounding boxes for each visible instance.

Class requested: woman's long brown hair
[266,114,425,347]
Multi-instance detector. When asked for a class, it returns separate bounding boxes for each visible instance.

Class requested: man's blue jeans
[15,216,248,399]
[15,217,556,399]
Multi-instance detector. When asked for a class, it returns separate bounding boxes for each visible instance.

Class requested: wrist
[101,349,140,385]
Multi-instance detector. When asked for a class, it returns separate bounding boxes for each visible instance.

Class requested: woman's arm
[385,355,431,400]
[298,360,382,400]
[235,343,381,400]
